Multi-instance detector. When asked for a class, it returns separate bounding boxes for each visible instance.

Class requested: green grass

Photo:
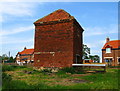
[80,71,118,89]
[59,67,85,74]
[109,66,120,68]
[2,65,27,72]
[2,65,119,90]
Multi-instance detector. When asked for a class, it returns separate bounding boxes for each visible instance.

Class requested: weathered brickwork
[34,9,84,67]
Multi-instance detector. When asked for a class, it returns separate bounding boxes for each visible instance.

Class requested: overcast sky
[0,1,118,62]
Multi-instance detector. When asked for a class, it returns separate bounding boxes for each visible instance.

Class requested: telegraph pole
[8,51,10,58]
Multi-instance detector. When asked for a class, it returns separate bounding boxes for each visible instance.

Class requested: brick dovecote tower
[34,9,84,67]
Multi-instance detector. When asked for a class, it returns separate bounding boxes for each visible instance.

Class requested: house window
[106,48,111,53]
[105,59,109,62]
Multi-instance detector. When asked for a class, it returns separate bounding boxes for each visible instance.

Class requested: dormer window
[106,48,111,53]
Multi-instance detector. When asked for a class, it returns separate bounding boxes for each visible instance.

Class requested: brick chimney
[24,47,27,50]
[106,37,110,43]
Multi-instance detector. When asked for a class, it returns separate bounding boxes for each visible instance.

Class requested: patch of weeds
[58,67,85,74]
[2,72,48,90]
[50,84,69,89]
[33,82,50,89]
[17,72,26,76]
[32,69,40,74]
[2,65,28,72]
[2,65,14,72]
[109,66,120,68]
[2,80,35,90]
[80,71,119,89]
[40,69,53,75]
[41,69,52,73]
[58,74,70,78]
[12,65,27,69]
[2,73,12,82]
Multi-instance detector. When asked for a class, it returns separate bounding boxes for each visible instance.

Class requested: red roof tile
[102,40,120,49]
[34,9,74,23]
[19,49,34,55]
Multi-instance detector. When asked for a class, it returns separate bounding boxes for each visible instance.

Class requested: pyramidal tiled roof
[34,9,74,23]
[19,49,34,55]
[102,40,120,49]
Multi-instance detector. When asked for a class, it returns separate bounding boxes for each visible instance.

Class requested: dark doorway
[105,58,112,66]
[76,54,80,64]
[118,58,120,65]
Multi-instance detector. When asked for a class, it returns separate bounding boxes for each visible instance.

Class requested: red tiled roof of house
[19,49,34,55]
[102,40,120,49]
[34,9,74,23]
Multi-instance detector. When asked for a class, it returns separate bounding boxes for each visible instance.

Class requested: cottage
[34,9,84,67]
[16,47,34,65]
[102,37,120,66]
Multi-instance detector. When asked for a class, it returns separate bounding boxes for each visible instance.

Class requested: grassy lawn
[2,65,119,90]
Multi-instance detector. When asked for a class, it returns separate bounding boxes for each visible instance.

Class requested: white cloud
[91,49,101,55]
[85,43,96,48]
[0,36,33,45]
[0,2,39,17]
[0,25,34,36]
[84,24,118,37]
[84,39,106,49]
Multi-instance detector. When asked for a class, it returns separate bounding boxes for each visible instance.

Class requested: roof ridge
[102,40,120,49]
[109,40,120,42]
[34,9,74,24]
[25,48,34,50]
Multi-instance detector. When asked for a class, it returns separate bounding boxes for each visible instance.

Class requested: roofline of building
[34,18,84,32]
[102,48,120,51]
[34,18,74,25]
[102,40,120,49]
[108,40,120,42]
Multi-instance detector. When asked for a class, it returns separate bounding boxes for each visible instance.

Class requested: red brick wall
[73,20,83,64]
[102,49,120,66]
[34,20,83,67]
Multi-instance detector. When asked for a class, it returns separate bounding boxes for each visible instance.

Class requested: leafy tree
[82,44,100,63]
[1,54,9,62]
[82,44,90,59]
[9,56,16,63]
[1,54,16,63]
[0,56,2,63]
[89,55,100,63]
[89,55,94,60]
[93,55,100,63]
